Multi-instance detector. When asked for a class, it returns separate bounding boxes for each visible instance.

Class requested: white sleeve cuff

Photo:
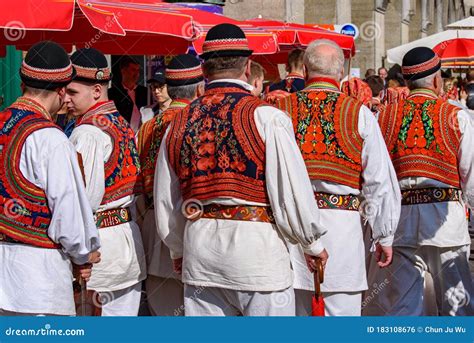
[70,254,89,266]
[302,239,324,256]
[378,234,394,247]
[170,250,183,260]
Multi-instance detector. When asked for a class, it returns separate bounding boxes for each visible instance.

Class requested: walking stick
[73,152,102,316]
[80,277,86,316]
[311,258,325,316]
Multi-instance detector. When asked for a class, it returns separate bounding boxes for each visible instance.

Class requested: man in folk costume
[277,39,401,316]
[137,54,204,316]
[365,47,474,316]
[65,48,146,316]
[268,48,306,93]
[265,49,306,106]
[0,41,100,316]
[155,23,329,316]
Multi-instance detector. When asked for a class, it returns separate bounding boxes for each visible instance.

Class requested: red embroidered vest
[277,77,364,189]
[138,99,190,196]
[378,88,461,188]
[167,82,269,204]
[0,97,60,248]
[77,101,142,205]
[264,89,291,106]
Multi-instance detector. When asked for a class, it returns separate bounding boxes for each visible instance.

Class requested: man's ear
[92,84,103,100]
[197,83,205,97]
[244,59,252,80]
[57,87,66,97]
[433,72,442,92]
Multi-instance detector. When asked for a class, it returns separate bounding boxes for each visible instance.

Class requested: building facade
[224,0,473,74]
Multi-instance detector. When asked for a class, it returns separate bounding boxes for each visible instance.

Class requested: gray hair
[167,81,204,100]
[304,39,345,78]
[407,72,438,90]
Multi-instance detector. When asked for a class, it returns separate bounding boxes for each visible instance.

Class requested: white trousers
[363,245,474,316]
[99,282,142,316]
[146,275,184,316]
[184,285,295,316]
[294,290,362,316]
[0,309,62,316]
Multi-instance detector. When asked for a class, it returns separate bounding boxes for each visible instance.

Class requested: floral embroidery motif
[378,91,461,188]
[279,85,363,189]
[167,84,268,204]
[79,102,142,204]
[0,99,60,248]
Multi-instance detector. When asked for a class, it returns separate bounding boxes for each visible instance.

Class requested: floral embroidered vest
[138,99,190,196]
[277,77,364,189]
[378,88,461,188]
[167,82,269,204]
[77,101,142,205]
[0,97,60,248]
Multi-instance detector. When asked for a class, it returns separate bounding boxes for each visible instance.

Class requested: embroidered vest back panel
[138,103,187,195]
[279,89,364,189]
[378,92,461,187]
[0,101,59,248]
[167,85,269,204]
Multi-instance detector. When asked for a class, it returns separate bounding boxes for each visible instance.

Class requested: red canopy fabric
[0,0,195,56]
[174,7,278,56]
[0,1,278,56]
[433,38,474,67]
[245,18,356,58]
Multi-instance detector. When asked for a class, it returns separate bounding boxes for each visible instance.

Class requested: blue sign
[340,23,359,38]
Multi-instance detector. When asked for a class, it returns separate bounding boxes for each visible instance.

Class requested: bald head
[304,39,345,81]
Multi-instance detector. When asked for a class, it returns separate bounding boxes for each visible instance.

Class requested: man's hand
[73,263,93,282]
[172,257,183,275]
[304,248,329,273]
[375,243,393,268]
[88,251,101,264]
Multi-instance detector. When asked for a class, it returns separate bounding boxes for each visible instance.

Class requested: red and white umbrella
[0,1,279,57]
[243,18,355,80]
[0,0,196,56]
[433,38,474,68]
[245,18,356,59]
[174,7,278,56]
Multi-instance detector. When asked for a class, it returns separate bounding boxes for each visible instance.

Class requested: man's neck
[307,73,339,83]
[288,69,304,78]
[122,81,136,90]
[159,97,172,109]
[23,93,54,114]
[207,74,247,83]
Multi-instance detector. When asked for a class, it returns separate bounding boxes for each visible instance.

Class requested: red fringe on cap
[202,38,250,53]
[20,61,73,82]
[73,64,111,81]
[166,65,203,81]
[402,56,440,75]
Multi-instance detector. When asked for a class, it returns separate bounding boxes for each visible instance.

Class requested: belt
[95,208,132,229]
[401,188,462,205]
[0,233,24,245]
[314,192,360,211]
[190,204,275,224]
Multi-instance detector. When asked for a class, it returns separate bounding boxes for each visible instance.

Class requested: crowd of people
[0,22,473,317]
